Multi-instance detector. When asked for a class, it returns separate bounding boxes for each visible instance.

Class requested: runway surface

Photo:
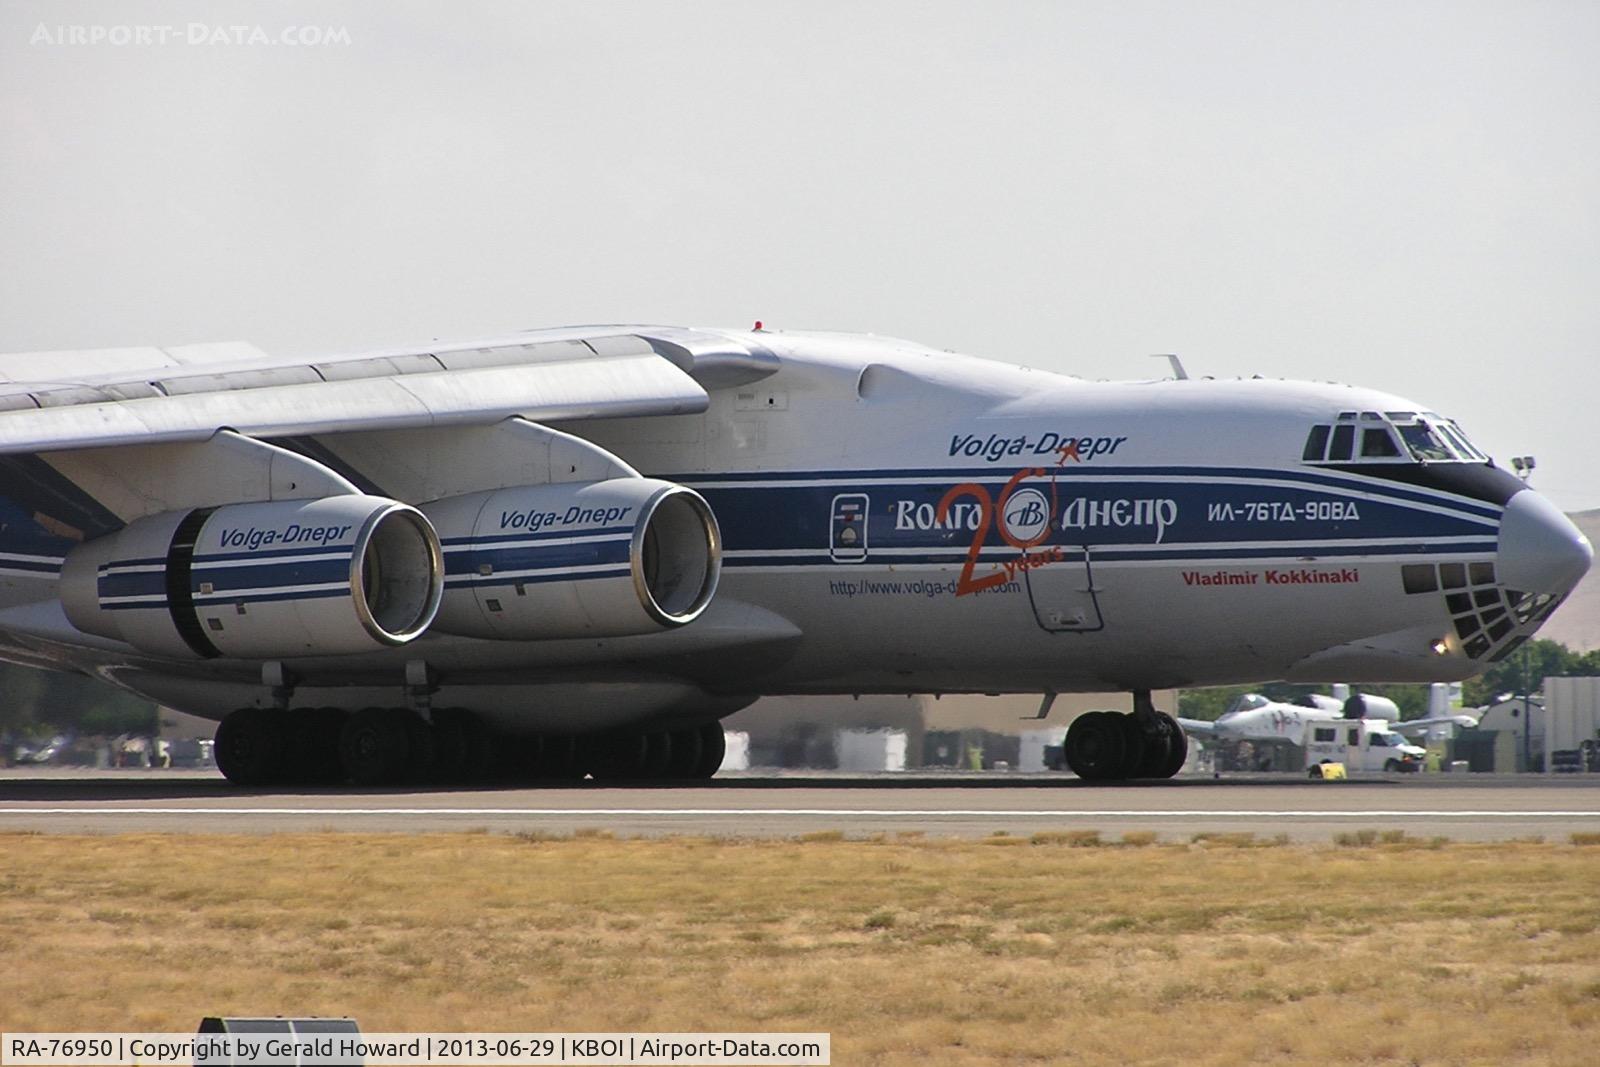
[3,770,1599,840]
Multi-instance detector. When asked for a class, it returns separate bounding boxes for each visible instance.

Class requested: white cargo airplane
[0,326,1588,785]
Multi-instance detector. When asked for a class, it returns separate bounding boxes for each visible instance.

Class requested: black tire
[1123,714,1159,778]
[590,731,649,780]
[453,709,495,783]
[278,707,322,784]
[400,712,438,784]
[1384,759,1401,773]
[1064,711,1127,780]
[640,732,673,779]
[535,735,584,780]
[1155,712,1188,779]
[431,710,467,782]
[692,722,726,779]
[664,729,704,778]
[497,734,543,783]
[215,708,285,786]
[1309,764,1325,779]
[339,706,408,786]
[283,707,346,785]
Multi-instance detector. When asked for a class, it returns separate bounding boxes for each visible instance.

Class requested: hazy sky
[3,1,1596,509]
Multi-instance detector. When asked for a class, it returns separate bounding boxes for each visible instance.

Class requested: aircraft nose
[1496,489,1593,596]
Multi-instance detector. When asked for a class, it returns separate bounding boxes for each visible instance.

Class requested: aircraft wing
[0,329,748,454]
[1176,718,1219,738]
[1392,714,1478,739]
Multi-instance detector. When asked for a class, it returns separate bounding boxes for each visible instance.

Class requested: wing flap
[0,354,707,454]
[0,341,272,385]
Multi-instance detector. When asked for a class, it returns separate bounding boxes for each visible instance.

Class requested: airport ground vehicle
[1305,719,1425,773]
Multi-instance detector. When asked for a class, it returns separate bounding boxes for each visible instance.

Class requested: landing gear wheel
[431,711,467,782]
[536,735,584,780]
[691,722,726,779]
[282,707,345,785]
[453,709,495,783]
[640,732,673,779]
[339,706,408,786]
[1155,712,1188,778]
[1121,714,1153,778]
[400,712,438,784]
[1064,711,1126,780]
[664,729,704,778]
[279,707,320,784]
[215,707,285,786]
[498,734,543,783]
[589,731,649,780]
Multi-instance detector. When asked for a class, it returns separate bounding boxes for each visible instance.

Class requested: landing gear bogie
[1061,695,1188,782]
[212,706,733,788]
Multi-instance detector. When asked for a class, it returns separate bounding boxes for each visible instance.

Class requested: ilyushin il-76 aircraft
[0,326,1588,785]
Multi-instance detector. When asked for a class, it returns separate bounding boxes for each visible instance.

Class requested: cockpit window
[1303,411,1489,466]
[1327,424,1354,461]
[1299,411,1516,505]
[1397,422,1454,462]
[1436,422,1486,462]
[1361,427,1401,458]
[1302,425,1330,461]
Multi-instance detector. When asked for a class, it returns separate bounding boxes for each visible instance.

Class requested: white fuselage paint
[0,329,1585,732]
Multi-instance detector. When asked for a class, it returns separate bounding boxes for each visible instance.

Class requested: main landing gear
[1062,691,1187,781]
[213,706,727,788]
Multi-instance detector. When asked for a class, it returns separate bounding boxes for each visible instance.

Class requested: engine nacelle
[62,496,443,659]
[1341,692,1403,721]
[423,478,720,639]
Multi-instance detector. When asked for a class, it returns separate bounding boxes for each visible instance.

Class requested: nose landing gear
[1062,690,1188,780]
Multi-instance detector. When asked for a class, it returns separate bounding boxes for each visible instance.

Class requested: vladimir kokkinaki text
[1,1033,829,1066]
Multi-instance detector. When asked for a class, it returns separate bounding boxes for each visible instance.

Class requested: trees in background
[1460,639,1600,707]
[0,662,156,740]
[1180,638,1600,722]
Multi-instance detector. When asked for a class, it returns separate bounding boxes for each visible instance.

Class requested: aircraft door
[1025,547,1104,632]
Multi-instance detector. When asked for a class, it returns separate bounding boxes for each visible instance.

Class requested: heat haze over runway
[2,771,1597,842]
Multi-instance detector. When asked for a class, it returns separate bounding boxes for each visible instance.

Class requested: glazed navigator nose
[1496,489,1593,596]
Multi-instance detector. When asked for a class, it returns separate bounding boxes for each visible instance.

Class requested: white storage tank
[835,728,908,772]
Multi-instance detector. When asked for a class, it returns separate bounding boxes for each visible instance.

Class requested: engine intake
[62,496,443,659]
[423,478,720,639]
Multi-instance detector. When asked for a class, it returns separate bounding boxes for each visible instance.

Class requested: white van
[1305,719,1425,773]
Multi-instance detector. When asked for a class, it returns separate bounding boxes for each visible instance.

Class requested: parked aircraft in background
[1177,688,1472,765]
[0,325,1587,785]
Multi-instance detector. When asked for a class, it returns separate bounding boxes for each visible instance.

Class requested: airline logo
[948,432,1127,463]
[499,504,635,532]
[1060,497,1179,544]
[215,523,353,551]
[1001,488,1051,543]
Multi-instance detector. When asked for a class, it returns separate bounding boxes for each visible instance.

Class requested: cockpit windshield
[1396,422,1453,462]
[1228,693,1270,714]
[1302,411,1488,466]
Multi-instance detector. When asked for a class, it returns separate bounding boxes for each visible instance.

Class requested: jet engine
[1340,692,1403,720]
[423,478,720,639]
[62,496,443,659]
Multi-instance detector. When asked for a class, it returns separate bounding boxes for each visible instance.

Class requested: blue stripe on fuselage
[678,464,1504,522]
[680,466,1500,564]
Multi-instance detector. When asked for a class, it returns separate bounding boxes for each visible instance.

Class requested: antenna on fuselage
[1152,354,1189,380]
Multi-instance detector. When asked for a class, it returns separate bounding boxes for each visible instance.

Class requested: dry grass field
[2,829,1598,1065]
